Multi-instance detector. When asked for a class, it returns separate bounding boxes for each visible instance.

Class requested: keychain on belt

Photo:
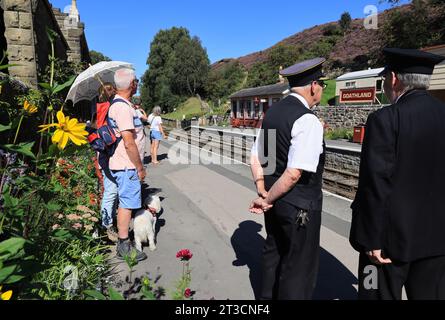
[296,209,310,228]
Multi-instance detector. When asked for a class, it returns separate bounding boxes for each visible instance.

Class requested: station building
[335,68,388,106]
[229,82,289,128]
[424,44,445,102]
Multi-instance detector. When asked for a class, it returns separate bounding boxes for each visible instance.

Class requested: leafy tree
[205,61,246,105]
[246,44,300,87]
[140,27,210,112]
[381,0,445,49]
[89,50,112,65]
[339,12,352,33]
[172,36,209,96]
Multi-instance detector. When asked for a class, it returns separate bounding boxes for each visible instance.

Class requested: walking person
[350,48,445,300]
[149,106,167,165]
[249,58,327,300]
[108,68,147,261]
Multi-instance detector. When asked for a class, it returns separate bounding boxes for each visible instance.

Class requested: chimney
[69,0,80,20]
[278,66,285,84]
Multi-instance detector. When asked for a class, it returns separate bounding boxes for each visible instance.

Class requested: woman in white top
[150,106,167,165]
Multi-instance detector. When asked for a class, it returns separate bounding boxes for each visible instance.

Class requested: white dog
[133,195,162,252]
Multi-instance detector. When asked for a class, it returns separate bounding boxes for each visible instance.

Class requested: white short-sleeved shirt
[147,113,154,125]
[251,93,324,173]
[151,116,163,132]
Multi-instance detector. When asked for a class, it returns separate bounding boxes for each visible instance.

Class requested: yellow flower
[0,286,13,300]
[39,111,88,150]
[24,101,38,114]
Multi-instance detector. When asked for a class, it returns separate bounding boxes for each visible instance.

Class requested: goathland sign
[340,88,376,103]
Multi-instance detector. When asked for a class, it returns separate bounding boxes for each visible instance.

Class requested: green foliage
[0,238,29,285]
[380,0,445,50]
[205,61,246,106]
[89,50,112,65]
[247,44,300,87]
[172,36,210,96]
[141,27,210,112]
[324,128,354,141]
[171,260,192,300]
[39,58,84,88]
[0,29,108,301]
[323,24,343,37]
[339,12,352,32]
[300,35,341,61]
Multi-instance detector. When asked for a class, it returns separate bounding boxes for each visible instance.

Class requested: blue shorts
[110,169,141,210]
[151,130,162,141]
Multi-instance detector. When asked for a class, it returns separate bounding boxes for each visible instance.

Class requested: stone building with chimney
[0,0,90,87]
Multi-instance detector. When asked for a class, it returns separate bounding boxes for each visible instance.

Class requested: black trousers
[358,253,445,300]
[260,200,321,300]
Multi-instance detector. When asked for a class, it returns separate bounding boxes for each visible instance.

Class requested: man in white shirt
[250,58,327,300]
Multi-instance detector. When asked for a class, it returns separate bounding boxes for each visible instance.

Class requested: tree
[205,61,246,105]
[339,12,352,33]
[140,27,210,112]
[246,44,300,87]
[172,36,209,96]
[381,0,445,49]
[89,50,112,65]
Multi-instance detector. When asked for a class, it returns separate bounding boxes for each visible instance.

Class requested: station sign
[340,87,376,103]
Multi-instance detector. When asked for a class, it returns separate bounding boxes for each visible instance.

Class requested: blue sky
[51,0,409,78]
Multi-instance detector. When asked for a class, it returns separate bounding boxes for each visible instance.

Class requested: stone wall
[325,147,361,175]
[32,0,68,76]
[52,6,89,63]
[1,0,37,85]
[0,0,89,87]
[314,105,382,129]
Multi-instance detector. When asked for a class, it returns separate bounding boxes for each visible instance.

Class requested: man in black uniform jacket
[250,58,327,300]
[350,48,445,300]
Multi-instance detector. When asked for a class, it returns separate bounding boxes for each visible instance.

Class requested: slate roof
[230,83,289,99]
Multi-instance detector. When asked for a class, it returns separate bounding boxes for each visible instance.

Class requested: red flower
[176,249,193,261]
[184,288,192,298]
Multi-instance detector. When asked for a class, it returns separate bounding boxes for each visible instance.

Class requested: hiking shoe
[106,226,119,243]
[116,239,147,262]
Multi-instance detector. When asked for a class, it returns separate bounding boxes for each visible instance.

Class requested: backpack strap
[105,98,132,157]
[108,98,131,130]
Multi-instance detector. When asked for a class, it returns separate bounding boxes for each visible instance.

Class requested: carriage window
[376,80,383,92]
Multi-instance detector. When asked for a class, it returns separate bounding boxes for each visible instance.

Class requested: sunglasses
[315,80,327,89]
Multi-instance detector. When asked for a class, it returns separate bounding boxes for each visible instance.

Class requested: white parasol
[65,61,134,104]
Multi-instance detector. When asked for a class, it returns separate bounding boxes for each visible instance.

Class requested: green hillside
[163,97,206,120]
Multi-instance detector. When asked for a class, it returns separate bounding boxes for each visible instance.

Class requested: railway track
[163,127,358,200]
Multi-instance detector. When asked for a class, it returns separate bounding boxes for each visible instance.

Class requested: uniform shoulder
[369,105,394,120]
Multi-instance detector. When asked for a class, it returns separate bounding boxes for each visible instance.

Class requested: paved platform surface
[112,139,359,300]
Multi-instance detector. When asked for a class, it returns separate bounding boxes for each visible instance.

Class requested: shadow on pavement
[230,221,358,300]
[313,247,358,300]
[144,153,169,165]
[230,221,265,300]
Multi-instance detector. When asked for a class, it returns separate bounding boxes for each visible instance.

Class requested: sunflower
[39,111,88,150]
[24,100,38,114]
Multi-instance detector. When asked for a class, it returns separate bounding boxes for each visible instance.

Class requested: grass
[163,97,206,120]
[320,79,336,106]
